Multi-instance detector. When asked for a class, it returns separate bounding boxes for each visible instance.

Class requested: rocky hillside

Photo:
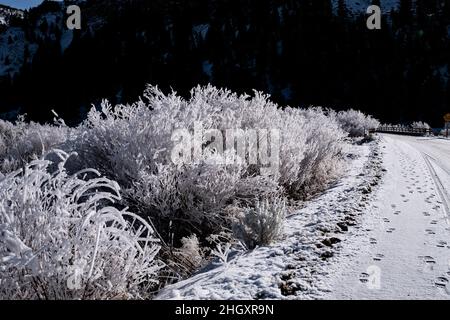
[0,4,24,27]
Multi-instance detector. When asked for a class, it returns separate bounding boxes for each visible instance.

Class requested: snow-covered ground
[157,134,450,300]
[157,139,384,300]
[324,134,450,299]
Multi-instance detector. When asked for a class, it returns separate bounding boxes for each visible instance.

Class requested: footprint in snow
[423,212,430,217]
[386,228,396,233]
[435,277,450,295]
[419,256,436,271]
[436,277,449,284]
[431,220,438,225]
[369,238,377,245]
[437,241,447,248]
[426,229,436,235]
[394,211,401,215]
[359,273,370,283]
[373,254,384,261]
[422,256,436,265]
[383,218,390,223]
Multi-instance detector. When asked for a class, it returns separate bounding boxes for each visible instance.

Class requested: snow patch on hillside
[333,0,400,14]
[0,5,24,27]
[192,24,209,46]
[0,7,74,76]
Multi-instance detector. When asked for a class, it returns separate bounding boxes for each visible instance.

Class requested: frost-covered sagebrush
[0,85,382,298]
[411,121,430,129]
[336,109,380,137]
[71,85,346,242]
[0,150,161,300]
[0,116,70,173]
[233,197,287,249]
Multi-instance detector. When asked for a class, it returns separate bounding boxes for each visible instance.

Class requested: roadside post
[445,113,450,138]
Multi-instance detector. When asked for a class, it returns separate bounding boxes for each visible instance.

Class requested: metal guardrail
[371,126,432,136]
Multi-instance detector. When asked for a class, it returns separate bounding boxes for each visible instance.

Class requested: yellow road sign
[444,113,450,122]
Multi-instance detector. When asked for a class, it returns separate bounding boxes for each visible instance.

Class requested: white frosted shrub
[411,121,430,129]
[0,150,161,300]
[233,197,287,249]
[289,108,346,197]
[337,109,380,137]
[0,117,70,174]
[71,85,346,244]
[129,152,245,236]
[170,234,205,276]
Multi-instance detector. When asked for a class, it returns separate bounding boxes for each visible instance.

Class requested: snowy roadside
[156,139,384,300]
[322,134,450,300]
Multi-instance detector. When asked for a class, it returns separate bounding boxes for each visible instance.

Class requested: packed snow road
[324,134,450,299]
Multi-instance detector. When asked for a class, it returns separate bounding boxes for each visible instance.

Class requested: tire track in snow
[422,153,450,224]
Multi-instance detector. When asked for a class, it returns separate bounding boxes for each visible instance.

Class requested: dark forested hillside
[0,0,449,126]
[0,4,23,27]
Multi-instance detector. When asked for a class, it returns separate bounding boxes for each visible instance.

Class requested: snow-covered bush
[233,197,287,249]
[71,85,346,244]
[0,85,381,296]
[336,109,380,137]
[129,152,246,238]
[288,107,346,198]
[0,117,70,174]
[170,234,205,276]
[0,150,161,300]
[411,121,430,129]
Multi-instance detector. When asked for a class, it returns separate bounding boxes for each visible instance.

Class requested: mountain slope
[0,4,24,27]
[0,0,449,127]
[335,0,399,13]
